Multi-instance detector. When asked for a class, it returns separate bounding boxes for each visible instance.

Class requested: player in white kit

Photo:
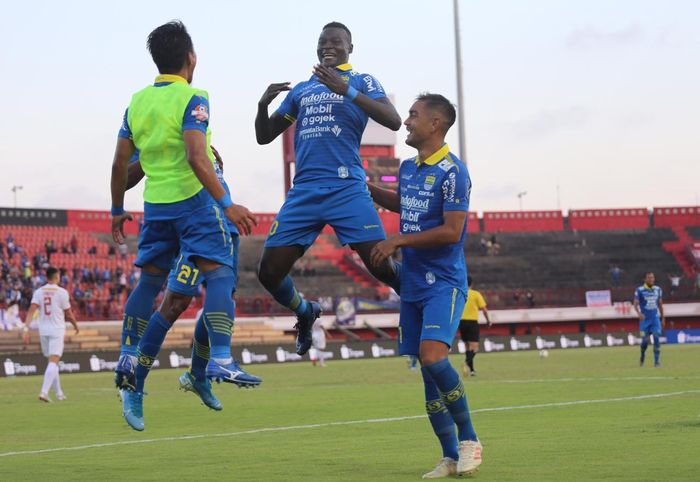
[310,319,331,367]
[22,267,79,402]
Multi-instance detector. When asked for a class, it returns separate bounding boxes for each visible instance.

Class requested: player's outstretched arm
[370,211,467,267]
[183,130,257,235]
[367,182,400,213]
[110,137,136,244]
[312,64,401,131]
[256,83,293,144]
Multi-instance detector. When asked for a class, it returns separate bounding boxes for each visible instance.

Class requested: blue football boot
[114,354,137,391]
[294,301,322,356]
[122,390,144,431]
[205,360,262,388]
[179,371,223,410]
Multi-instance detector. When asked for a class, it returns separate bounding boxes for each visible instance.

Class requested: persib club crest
[424,175,436,190]
[425,271,436,285]
[338,166,349,178]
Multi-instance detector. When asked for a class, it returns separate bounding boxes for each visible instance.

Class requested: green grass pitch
[1,345,699,481]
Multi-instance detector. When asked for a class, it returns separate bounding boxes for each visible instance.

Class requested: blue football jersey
[398,144,471,301]
[635,285,662,320]
[275,63,387,187]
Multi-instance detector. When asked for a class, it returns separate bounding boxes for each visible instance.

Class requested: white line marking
[1,389,698,458]
[493,375,700,384]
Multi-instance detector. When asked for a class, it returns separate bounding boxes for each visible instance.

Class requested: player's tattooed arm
[312,65,401,130]
[256,82,293,144]
[370,211,467,267]
[367,182,400,213]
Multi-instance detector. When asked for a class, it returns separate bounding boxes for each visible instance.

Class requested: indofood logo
[401,195,429,211]
[300,91,343,107]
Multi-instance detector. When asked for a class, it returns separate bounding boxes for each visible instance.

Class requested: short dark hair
[468,275,473,287]
[147,20,193,74]
[46,267,59,280]
[416,93,457,132]
[323,21,352,41]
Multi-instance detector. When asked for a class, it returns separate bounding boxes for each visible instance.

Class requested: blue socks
[202,266,236,362]
[190,313,210,380]
[422,368,459,460]
[135,312,171,392]
[120,271,166,356]
[269,276,308,316]
[640,337,649,363]
[653,335,660,365]
[423,359,478,442]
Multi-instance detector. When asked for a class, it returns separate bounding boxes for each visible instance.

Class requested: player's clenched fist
[258,82,291,107]
[225,204,257,236]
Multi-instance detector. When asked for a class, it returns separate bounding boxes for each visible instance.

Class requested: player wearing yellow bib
[459,276,491,377]
[110,21,258,431]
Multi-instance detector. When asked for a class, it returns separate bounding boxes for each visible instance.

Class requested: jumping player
[110,21,257,431]
[633,272,665,367]
[368,93,481,478]
[255,22,402,356]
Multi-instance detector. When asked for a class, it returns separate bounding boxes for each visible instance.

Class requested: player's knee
[159,291,192,321]
[419,342,449,366]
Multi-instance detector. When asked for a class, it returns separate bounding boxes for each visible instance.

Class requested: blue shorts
[640,318,662,336]
[135,189,235,271]
[398,288,466,356]
[167,234,240,296]
[264,182,386,250]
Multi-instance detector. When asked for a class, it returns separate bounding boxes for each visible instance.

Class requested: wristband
[217,193,233,210]
[345,85,359,101]
[111,206,125,216]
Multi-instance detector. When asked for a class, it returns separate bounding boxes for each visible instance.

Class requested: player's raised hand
[111,212,133,245]
[225,204,258,236]
[313,64,348,96]
[259,82,291,107]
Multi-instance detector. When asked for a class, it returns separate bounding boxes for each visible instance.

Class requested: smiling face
[316,27,353,67]
[404,100,438,149]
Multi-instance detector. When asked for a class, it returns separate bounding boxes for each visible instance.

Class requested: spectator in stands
[60,243,70,254]
[512,290,521,306]
[44,239,56,261]
[70,235,78,254]
[525,291,535,308]
[108,245,116,256]
[72,265,80,283]
[119,243,128,260]
[695,267,700,294]
[88,245,97,255]
[479,237,488,253]
[609,264,623,286]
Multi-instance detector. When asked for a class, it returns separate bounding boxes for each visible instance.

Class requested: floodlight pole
[453,0,467,163]
[11,185,23,208]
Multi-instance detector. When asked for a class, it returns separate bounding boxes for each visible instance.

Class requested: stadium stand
[1,205,699,326]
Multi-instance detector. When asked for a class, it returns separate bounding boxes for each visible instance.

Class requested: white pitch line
[493,375,700,384]
[1,389,698,458]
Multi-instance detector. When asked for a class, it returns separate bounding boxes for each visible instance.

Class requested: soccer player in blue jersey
[110,21,258,431]
[117,147,259,415]
[368,94,482,478]
[633,272,665,367]
[255,22,402,355]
